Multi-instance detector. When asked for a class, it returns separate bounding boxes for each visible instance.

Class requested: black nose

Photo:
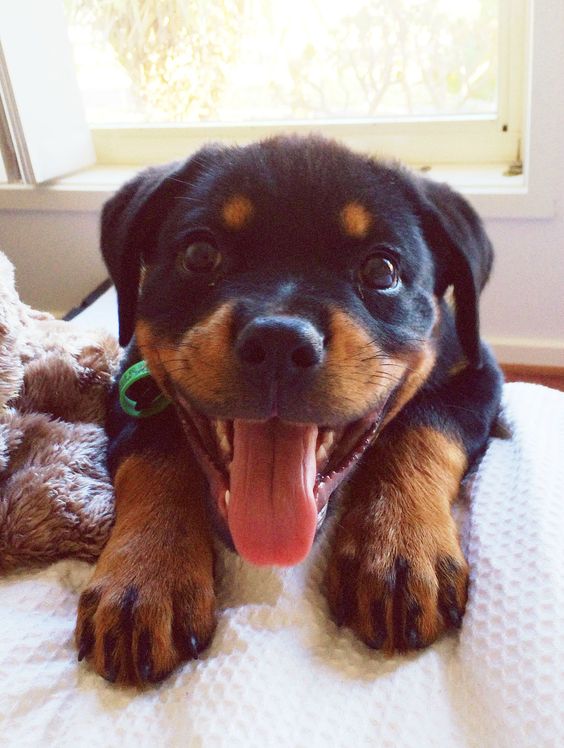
[236,315,325,377]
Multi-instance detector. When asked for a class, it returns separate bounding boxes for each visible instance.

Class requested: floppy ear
[101,148,221,346]
[412,177,493,369]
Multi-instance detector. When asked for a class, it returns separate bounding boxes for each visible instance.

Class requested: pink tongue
[228,419,318,566]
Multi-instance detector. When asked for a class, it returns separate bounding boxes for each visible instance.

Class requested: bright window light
[64,0,499,126]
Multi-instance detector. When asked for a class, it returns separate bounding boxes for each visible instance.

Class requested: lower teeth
[316,502,328,529]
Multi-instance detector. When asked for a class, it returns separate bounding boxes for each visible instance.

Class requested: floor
[502,365,564,392]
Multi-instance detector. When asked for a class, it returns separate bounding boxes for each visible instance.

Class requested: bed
[1,288,563,747]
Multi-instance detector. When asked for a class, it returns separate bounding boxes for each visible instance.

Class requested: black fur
[102,134,501,531]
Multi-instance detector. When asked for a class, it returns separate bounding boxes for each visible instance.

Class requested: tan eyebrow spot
[339,202,373,239]
[221,194,254,231]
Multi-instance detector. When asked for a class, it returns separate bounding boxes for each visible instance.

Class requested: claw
[406,627,423,649]
[369,598,387,649]
[136,629,152,682]
[188,635,200,660]
[445,605,463,629]
[438,581,464,629]
[77,641,91,662]
[104,667,117,684]
[333,556,358,627]
[77,621,94,662]
[391,556,410,649]
[103,633,117,683]
[149,668,172,684]
[367,633,386,650]
[404,600,423,649]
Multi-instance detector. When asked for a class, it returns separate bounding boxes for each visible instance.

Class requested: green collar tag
[118,360,171,418]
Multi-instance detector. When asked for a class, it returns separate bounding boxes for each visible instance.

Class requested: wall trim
[488,337,564,366]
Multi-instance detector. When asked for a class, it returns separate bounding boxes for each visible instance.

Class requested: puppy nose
[236,316,325,374]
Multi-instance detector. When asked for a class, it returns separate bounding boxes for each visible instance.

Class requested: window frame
[88,0,526,170]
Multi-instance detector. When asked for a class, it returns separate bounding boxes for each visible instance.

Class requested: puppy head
[101,136,492,566]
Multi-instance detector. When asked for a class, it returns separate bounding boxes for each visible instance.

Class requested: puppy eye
[359,254,399,290]
[181,240,222,274]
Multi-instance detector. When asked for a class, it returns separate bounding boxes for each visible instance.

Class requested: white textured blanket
[0,383,563,748]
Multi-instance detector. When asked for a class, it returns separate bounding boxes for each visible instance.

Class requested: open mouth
[174,393,386,567]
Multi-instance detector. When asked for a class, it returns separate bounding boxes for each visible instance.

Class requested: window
[0,0,528,183]
[68,0,501,125]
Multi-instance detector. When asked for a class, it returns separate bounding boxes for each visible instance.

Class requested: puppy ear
[101,149,220,346]
[414,178,493,368]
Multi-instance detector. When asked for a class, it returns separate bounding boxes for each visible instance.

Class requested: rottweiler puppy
[76,135,502,685]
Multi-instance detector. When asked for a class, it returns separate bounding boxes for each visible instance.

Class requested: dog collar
[118,361,171,418]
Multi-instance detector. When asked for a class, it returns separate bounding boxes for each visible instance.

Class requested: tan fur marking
[137,305,238,413]
[319,309,436,424]
[326,426,469,652]
[76,451,215,685]
[381,297,440,427]
[448,360,468,377]
[315,309,404,421]
[221,194,254,231]
[381,343,437,428]
[345,428,467,562]
[135,320,172,395]
[339,202,373,239]
[174,303,237,407]
[384,427,468,511]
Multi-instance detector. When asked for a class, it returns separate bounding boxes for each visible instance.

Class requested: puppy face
[102,136,492,566]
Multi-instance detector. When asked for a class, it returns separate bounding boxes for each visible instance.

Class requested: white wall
[482,209,564,364]
[0,210,105,315]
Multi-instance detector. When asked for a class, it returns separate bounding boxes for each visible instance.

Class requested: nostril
[239,339,267,365]
[291,344,320,368]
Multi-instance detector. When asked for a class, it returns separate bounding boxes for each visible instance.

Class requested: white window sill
[0,162,555,220]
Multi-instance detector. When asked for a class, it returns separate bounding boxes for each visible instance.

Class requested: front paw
[75,558,216,685]
[325,509,468,652]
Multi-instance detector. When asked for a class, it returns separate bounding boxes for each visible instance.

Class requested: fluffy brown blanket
[0,252,118,572]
